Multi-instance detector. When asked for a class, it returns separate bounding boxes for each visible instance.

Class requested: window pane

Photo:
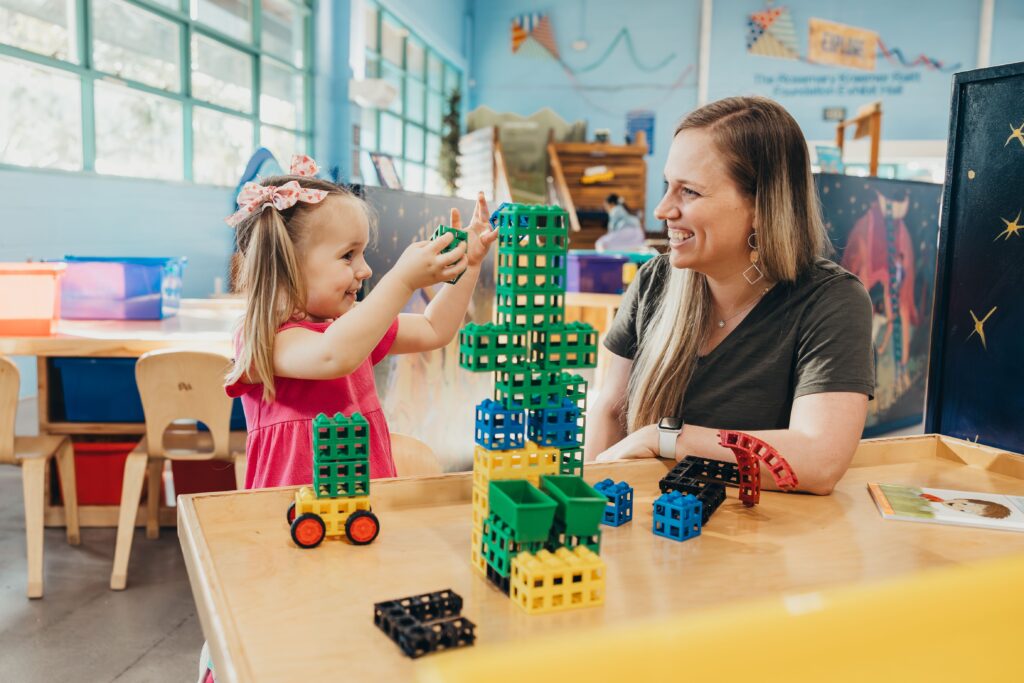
[404,123,423,162]
[363,3,378,52]
[0,56,82,170]
[427,90,442,132]
[406,78,424,125]
[406,38,424,79]
[360,107,377,151]
[404,162,423,193]
[380,16,404,66]
[94,81,182,180]
[381,63,402,116]
[193,0,251,43]
[427,52,442,90]
[92,0,180,91]
[192,35,252,112]
[443,65,460,96]
[260,125,302,164]
[262,0,304,68]
[425,133,440,168]
[193,107,253,186]
[380,112,402,157]
[0,0,77,62]
[260,58,304,129]
[364,54,380,78]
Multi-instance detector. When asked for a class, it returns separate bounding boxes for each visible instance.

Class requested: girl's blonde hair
[226,175,369,401]
[626,96,830,432]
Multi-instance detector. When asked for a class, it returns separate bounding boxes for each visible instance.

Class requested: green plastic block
[529,322,598,369]
[431,224,469,284]
[458,322,528,372]
[496,250,567,293]
[314,459,369,498]
[482,513,545,577]
[495,363,566,410]
[487,480,557,543]
[312,412,370,462]
[496,289,564,328]
[547,521,602,555]
[559,372,588,412]
[494,204,569,254]
[559,447,584,476]
[539,475,607,538]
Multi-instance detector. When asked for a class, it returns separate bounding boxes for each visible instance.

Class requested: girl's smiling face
[299,195,373,321]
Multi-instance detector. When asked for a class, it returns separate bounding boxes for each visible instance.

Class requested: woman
[585,97,874,495]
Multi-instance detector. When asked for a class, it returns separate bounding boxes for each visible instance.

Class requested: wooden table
[178,435,1024,683]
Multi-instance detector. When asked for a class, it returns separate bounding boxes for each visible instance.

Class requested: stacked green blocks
[431,224,469,284]
[458,322,528,372]
[312,412,371,498]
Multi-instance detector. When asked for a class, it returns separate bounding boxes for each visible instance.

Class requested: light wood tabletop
[178,435,1024,683]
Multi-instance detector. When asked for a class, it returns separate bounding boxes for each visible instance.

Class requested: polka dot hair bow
[289,154,319,177]
[225,154,327,228]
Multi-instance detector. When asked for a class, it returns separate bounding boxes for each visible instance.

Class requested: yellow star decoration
[1006,122,1024,148]
[994,210,1024,241]
[967,306,997,350]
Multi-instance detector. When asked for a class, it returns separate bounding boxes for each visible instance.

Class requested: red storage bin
[171,460,239,497]
[66,440,139,505]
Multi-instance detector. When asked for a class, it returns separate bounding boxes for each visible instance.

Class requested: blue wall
[470,0,702,230]
[375,0,471,67]
[991,1,1024,69]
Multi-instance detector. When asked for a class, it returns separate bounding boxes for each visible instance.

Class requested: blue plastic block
[474,399,526,450]
[652,491,702,542]
[526,399,583,448]
[594,478,633,527]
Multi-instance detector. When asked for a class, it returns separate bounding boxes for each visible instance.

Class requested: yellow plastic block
[472,442,559,490]
[293,486,371,538]
[472,483,490,529]
[510,546,605,614]
[470,526,486,576]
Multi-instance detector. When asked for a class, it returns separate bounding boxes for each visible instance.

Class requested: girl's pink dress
[226,319,399,489]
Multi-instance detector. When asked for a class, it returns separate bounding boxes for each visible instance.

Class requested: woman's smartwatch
[657,416,685,459]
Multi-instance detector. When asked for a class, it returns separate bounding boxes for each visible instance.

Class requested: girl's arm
[273,235,467,379]
[594,391,868,496]
[390,194,499,354]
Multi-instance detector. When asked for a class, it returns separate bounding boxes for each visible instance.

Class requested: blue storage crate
[566,252,629,294]
[49,358,144,423]
[61,256,186,320]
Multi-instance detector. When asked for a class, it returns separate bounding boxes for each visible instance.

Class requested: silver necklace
[715,286,771,328]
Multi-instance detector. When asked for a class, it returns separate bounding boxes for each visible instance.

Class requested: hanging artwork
[816,174,941,436]
[511,12,559,60]
[746,5,800,61]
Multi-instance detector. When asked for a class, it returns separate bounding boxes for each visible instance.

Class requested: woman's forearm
[584,401,627,461]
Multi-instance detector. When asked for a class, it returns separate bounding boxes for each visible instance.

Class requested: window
[357,2,462,194]
[0,0,313,186]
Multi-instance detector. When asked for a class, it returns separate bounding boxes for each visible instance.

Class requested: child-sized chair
[0,356,81,598]
[110,350,246,590]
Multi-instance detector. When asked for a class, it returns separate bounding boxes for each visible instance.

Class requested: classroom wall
[469,0,703,230]
[991,1,1024,69]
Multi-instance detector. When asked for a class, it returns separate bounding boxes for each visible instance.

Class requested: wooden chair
[389,433,443,477]
[0,356,80,598]
[110,350,246,590]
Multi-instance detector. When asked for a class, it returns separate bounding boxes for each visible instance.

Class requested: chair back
[389,433,443,477]
[135,350,234,459]
[0,357,18,464]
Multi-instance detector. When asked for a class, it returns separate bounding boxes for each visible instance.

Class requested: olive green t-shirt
[603,255,874,430]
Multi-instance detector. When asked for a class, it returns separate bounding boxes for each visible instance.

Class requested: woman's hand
[452,192,499,268]
[594,424,660,462]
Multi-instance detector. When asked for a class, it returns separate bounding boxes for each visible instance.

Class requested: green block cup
[432,224,469,284]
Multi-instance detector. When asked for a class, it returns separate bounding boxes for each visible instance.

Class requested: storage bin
[171,460,239,497]
[566,253,629,294]
[0,262,65,335]
[49,357,144,423]
[61,256,186,320]
[63,440,140,505]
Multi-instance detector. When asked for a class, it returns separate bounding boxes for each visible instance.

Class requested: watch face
[659,416,683,431]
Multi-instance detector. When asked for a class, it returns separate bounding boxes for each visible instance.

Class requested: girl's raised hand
[451,192,499,268]
[392,231,468,292]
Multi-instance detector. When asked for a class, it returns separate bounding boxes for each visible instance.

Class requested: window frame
[0,0,314,185]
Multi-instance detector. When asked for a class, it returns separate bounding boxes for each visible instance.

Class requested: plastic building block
[472,484,489,529]
[658,474,725,525]
[496,250,567,292]
[529,322,598,369]
[494,363,565,411]
[509,546,606,614]
[487,480,557,543]
[527,399,584,448]
[470,526,486,576]
[486,562,511,595]
[471,442,560,490]
[496,289,565,328]
[492,204,570,254]
[652,491,702,542]
[312,412,369,462]
[719,430,799,491]
[539,475,607,538]
[374,589,475,658]
[314,458,369,498]
[431,224,469,284]
[481,512,545,577]
[559,446,584,476]
[559,372,588,411]
[660,456,739,490]
[474,398,526,450]
[547,521,602,554]
[289,486,379,548]
[594,478,633,527]
[458,323,528,373]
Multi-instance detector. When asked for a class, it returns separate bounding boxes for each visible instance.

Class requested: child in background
[224,155,497,488]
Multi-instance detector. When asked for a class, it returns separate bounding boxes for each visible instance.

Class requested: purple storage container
[60,256,187,320]
[567,253,629,294]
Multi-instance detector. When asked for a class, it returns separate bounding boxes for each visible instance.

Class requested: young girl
[224,155,497,488]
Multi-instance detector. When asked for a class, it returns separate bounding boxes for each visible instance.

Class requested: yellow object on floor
[509,546,606,615]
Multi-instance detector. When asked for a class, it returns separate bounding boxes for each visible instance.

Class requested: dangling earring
[743,231,765,285]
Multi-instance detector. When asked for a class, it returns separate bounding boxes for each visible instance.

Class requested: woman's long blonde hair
[225,175,366,402]
[626,96,830,432]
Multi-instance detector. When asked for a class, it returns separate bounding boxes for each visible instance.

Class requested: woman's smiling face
[654,128,755,278]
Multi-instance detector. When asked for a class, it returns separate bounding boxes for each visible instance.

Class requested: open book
[868,483,1024,532]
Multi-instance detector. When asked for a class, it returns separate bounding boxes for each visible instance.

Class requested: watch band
[659,426,680,459]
